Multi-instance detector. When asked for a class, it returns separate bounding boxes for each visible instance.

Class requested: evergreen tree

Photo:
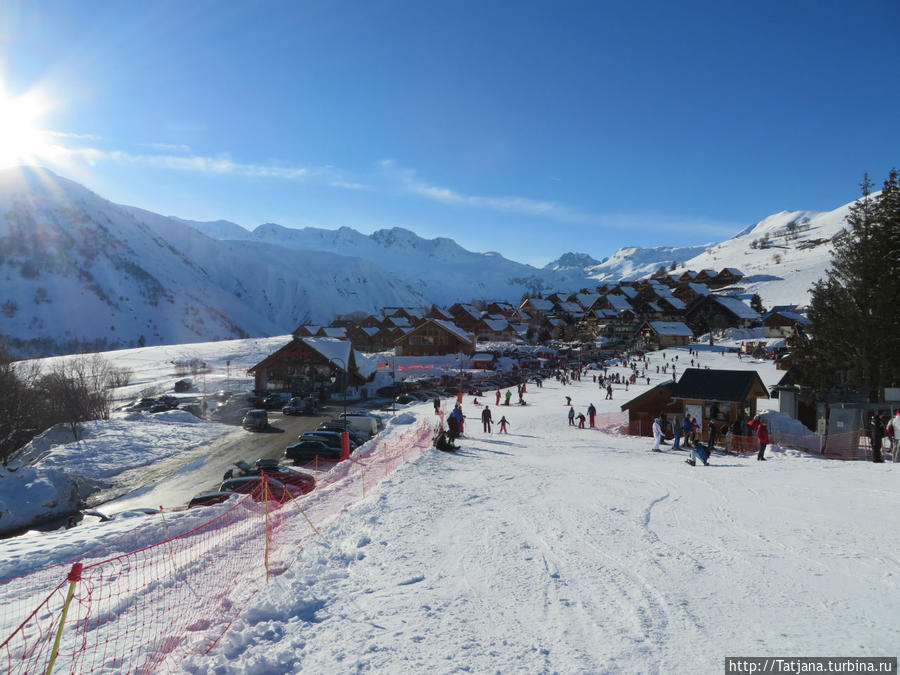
[792,170,900,400]
[750,293,764,315]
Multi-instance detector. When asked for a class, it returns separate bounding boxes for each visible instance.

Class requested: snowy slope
[0,167,423,356]
[676,204,852,307]
[2,341,898,673]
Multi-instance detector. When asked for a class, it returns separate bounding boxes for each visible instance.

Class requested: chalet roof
[645,301,662,312]
[430,307,454,320]
[764,311,810,325]
[547,318,564,327]
[592,309,617,319]
[700,269,717,277]
[482,318,511,332]
[671,368,769,402]
[516,310,532,321]
[525,298,554,311]
[353,350,377,378]
[575,292,600,308]
[687,283,712,295]
[321,327,346,338]
[644,321,693,337]
[556,301,582,314]
[662,296,687,311]
[430,319,475,345]
[359,326,381,337]
[714,296,760,320]
[606,294,633,312]
[618,286,638,299]
[406,308,427,320]
[720,268,743,276]
[620,381,677,412]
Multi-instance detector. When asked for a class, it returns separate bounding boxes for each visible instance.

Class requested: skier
[496,389,501,406]
[756,417,769,461]
[565,395,572,406]
[652,417,663,451]
[568,406,576,426]
[587,403,596,428]
[498,415,510,434]
[447,412,460,445]
[504,390,512,406]
[481,405,493,433]
[606,384,613,400]
[576,412,586,429]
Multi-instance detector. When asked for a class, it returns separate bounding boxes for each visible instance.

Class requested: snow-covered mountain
[0,166,850,357]
[0,168,424,356]
[673,205,850,308]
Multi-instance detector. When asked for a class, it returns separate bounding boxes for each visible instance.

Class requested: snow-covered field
[2,343,898,673]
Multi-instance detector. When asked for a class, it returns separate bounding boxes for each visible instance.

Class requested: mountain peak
[545,252,601,270]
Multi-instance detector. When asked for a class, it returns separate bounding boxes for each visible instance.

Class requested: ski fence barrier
[0,420,434,674]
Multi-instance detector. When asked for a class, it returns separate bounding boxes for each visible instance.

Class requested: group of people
[870,410,900,463]
[652,411,771,465]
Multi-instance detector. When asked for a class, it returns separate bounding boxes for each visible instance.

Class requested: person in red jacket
[756,417,769,461]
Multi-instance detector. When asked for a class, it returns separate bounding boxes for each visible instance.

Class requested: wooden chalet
[292,324,323,338]
[394,319,476,357]
[685,295,760,332]
[713,268,744,287]
[763,311,810,338]
[635,321,694,349]
[447,303,483,334]
[486,301,516,317]
[519,297,554,319]
[249,337,367,393]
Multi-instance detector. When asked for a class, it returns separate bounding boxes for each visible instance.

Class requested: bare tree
[38,354,117,439]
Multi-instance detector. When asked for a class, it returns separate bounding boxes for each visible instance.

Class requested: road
[84,407,340,513]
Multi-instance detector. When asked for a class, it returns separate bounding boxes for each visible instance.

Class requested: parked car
[282,396,319,416]
[317,421,368,445]
[219,476,303,502]
[174,378,193,393]
[123,397,157,412]
[394,393,419,405]
[284,439,341,465]
[262,393,292,410]
[187,491,234,508]
[226,458,316,494]
[338,411,380,436]
[300,430,357,451]
[242,409,268,431]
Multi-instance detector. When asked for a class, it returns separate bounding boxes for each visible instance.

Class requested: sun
[0,88,51,168]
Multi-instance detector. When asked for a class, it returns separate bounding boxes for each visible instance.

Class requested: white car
[339,411,382,436]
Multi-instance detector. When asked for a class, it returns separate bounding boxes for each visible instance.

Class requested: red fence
[0,421,434,674]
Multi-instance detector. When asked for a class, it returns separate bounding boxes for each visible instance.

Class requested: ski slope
[3,344,898,673]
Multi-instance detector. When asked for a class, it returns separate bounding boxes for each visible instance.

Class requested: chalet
[574,292,601,311]
[249,337,371,393]
[685,295,761,332]
[678,271,699,283]
[674,282,712,305]
[546,291,570,305]
[345,325,390,352]
[635,321,694,350]
[394,319,476,357]
[447,303,483,334]
[359,315,384,328]
[471,353,496,370]
[519,297,554,319]
[426,306,455,322]
[486,301,516,317]
[383,316,412,331]
[553,301,584,318]
[475,318,517,343]
[763,311,810,338]
[713,268,744,287]
[695,269,719,284]
[320,327,347,339]
[292,325,323,338]
[598,294,634,314]
[620,368,769,441]
[656,295,687,315]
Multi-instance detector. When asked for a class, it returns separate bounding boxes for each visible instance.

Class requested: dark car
[227,458,316,494]
[317,422,367,445]
[262,393,292,410]
[394,393,419,405]
[284,439,341,465]
[282,396,318,416]
[300,430,358,451]
[219,476,303,502]
[187,491,235,508]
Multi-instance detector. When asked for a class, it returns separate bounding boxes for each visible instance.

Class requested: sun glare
[0,88,51,168]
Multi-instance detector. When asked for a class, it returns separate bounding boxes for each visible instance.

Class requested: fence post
[159,506,177,573]
[45,562,82,675]
[263,478,270,584]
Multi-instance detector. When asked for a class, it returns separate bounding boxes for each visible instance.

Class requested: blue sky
[1,0,897,266]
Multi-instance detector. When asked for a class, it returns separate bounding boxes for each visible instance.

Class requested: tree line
[0,345,132,464]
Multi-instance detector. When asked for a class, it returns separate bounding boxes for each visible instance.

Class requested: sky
[1,0,897,266]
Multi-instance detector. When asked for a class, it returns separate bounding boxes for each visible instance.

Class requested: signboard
[817,417,827,435]
[885,388,900,402]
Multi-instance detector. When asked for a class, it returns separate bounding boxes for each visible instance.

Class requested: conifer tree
[792,170,900,400]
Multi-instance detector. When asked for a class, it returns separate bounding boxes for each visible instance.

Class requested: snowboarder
[434,428,458,452]
[498,415,509,434]
[565,395,572,406]
[685,443,709,466]
[504,390,512,406]
[587,403,596,428]
[568,406,576,426]
[481,405,493,433]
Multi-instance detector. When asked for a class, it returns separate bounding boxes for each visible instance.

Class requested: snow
[3,340,899,672]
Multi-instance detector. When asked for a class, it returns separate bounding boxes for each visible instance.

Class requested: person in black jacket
[481,405,493,433]
[871,412,885,463]
[447,413,460,445]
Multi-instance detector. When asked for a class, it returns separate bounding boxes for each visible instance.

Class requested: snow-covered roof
[322,327,346,338]
[700,269,717,277]
[360,326,381,337]
[431,319,475,345]
[472,353,495,362]
[301,337,352,370]
[687,283,712,295]
[575,293,600,308]
[721,268,743,276]
[482,318,511,332]
[715,296,760,320]
[592,309,617,319]
[516,310,532,321]
[645,302,662,312]
[661,296,687,310]
[352,349,377,378]
[646,321,694,337]
[525,298,554,311]
[618,286,638,299]
[605,295,633,312]
[765,311,810,324]
[556,301,582,314]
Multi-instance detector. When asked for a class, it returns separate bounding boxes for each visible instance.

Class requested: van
[337,412,379,437]
[242,409,268,431]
